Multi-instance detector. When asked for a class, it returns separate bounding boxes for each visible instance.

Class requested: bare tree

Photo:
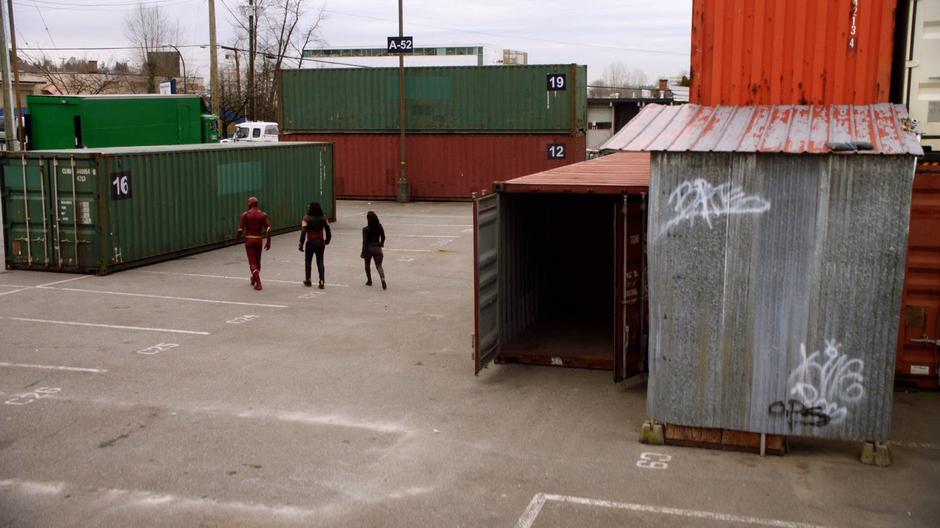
[589,62,651,97]
[226,0,327,122]
[124,3,180,93]
[19,53,140,95]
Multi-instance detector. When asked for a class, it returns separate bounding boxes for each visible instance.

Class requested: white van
[224,121,279,143]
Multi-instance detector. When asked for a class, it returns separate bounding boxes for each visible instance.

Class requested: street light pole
[166,44,187,94]
[395,0,410,202]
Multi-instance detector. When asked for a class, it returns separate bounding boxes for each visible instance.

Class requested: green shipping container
[1,142,333,274]
[26,94,218,150]
[279,64,587,134]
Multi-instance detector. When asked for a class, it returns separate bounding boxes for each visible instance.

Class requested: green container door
[280,64,587,134]
[1,155,100,270]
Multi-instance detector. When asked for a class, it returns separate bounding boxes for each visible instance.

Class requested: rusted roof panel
[603,104,924,156]
[498,152,650,194]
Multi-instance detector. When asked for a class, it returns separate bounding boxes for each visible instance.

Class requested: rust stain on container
[896,158,940,390]
[282,133,586,201]
[691,0,897,105]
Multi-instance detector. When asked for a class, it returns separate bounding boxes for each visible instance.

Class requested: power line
[28,0,56,48]
[324,8,688,57]
[13,0,195,12]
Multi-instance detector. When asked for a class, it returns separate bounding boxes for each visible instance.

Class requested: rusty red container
[896,156,940,390]
[691,0,898,105]
[281,133,586,200]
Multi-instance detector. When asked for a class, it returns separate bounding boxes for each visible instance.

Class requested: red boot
[253,270,262,290]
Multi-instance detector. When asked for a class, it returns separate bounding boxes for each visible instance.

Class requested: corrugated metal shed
[612,103,920,441]
[691,0,898,106]
[603,103,924,156]
[497,152,650,194]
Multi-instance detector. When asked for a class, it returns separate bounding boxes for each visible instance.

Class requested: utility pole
[0,0,16,151]
[395,0,410,202]
[7,0,21,150]
[247,0,255,121]
[208,0,220,117]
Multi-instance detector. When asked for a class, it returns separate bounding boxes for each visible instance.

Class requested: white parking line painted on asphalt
[133,270,350,288]
[0,362,107,374]
[0,276,91,298]
[399,223,472,227]
[515,493,839,528]
[36,286,289,308]
[384,248,432,253]
[0,317,211,335]
[401,235,459,239]
[0,284,31,288]
[35,275,92,288]
[0,479,66,495]
[0,479,325,519]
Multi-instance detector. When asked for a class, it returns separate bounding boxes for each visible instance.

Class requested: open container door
[474,193,500,374]
[615,194,646,381]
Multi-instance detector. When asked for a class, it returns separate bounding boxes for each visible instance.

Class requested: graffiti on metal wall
[657,179,770,239]
[769,340,865,429]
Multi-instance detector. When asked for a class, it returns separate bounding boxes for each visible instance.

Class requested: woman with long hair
[361,211,386,289]
[298,201,332,288]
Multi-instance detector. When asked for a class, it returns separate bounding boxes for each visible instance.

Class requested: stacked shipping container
[279,65,587,200]
[690,0,898,105]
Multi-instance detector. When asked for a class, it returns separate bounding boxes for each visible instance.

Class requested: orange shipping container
[896,157,940,390]
[691,0,898,105]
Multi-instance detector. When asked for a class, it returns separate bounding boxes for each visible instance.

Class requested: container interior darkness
[498,193,617,368]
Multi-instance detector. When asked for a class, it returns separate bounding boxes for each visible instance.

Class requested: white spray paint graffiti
[786,340,865,426]
[657,179,770,239]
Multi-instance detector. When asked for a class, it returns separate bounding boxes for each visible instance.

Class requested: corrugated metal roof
[603,103,924,156]
[498,152,650,194]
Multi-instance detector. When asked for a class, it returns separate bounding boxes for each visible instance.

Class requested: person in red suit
[237,196,271,290]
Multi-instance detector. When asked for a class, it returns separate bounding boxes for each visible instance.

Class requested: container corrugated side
[282,133,586,200]
[279,65,587,134]
[2,142,334,274]
[646,152,913,441]
[896,157,940,389]
[27,95,206,150]
[691,0,897,105]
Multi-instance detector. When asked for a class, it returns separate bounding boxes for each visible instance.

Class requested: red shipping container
[691,0,898,105]
[896,157,940,390]
[281,133,586,201]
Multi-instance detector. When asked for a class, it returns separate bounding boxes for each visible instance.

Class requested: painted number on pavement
[636,452,671,470]
[136,342,179,355]
[227,314,258,324]
[4,387,61,406]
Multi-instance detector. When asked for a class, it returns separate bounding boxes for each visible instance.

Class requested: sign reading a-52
[387,36,414,54]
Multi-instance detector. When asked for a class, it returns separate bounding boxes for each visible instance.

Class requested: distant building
[587,80,677,150]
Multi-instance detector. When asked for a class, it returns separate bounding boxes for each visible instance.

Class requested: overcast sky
[12,0,691,83]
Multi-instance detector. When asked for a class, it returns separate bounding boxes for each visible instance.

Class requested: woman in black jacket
[361,211,386,289]
[298,202,332,289]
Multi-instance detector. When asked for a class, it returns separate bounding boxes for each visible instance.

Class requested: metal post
[166,44,187,94]
[0,0,17,152]
[7,0,21,151]
[395,0,411,202]
[247,0,255,121]
[208,0,220,117]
